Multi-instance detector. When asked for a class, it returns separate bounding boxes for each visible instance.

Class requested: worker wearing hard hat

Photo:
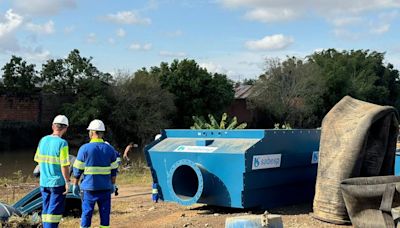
[34,115,70,228]
[72,119,119,228]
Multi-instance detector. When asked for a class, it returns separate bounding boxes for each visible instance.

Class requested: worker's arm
[111,148,118,184]
[61,165,70,195]
[123,145,131,160]
[72,147,86,183]
[60,144,71,195]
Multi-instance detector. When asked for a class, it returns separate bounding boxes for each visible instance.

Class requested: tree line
[1,48,399,147]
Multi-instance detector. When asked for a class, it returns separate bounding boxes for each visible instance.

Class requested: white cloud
[331,16,363,27]
[129,42,152,51]
[165,30,183,38]
[105,11,151,25]
[87,33,96,44]
[244,8,299,22]
[333,28,360,40]
[0,9,23,38]
[159,50,186,57]
[116,28,126,37]
[370,24,390,34]
[23,47,51,62]
[108,37,115,44]
[0,9,23,52]
[200,62,234,75]
[25,20,55,35]
[220,0,400,25]
[13,0,76,16]
[245,34,294,51]
[64,25,75,34]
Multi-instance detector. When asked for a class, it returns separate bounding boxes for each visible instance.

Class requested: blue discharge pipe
[167,159,211,206]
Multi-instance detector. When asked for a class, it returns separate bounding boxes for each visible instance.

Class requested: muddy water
[0,148,79,178]
[0,146,144,178]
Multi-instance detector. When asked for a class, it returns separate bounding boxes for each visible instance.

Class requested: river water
[0,147,144,178]
[0,147,79,178]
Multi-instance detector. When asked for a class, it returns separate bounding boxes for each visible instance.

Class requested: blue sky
[0,0,399,81]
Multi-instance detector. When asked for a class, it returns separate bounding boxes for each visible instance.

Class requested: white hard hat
[53,115,69,126]
[87,119,106,131]
[154,134,161,140]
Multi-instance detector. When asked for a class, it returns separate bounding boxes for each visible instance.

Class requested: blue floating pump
[145,129,320,209]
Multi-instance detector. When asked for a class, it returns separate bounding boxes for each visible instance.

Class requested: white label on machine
[174,145,218,153]
[311,151,319,164]
[252,154,281,170]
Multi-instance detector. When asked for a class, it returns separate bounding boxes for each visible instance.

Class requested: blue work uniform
[34,135,69,228]
[73,138,118,228]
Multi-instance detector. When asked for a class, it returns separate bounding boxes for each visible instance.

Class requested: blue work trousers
[41,186,66,228]
[81,190,111,228]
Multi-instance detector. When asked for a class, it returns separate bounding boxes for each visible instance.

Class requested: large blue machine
[145,129,320,209]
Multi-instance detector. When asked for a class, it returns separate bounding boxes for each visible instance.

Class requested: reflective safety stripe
[34,148,40,162]
[99,225,110,228]
[60,146,70,166]
[73,159,86,170]
[84,166,111,175]
[111,160,119,169]
[152,189,158,194]
[34,154,60,164]
[42,214,62,223]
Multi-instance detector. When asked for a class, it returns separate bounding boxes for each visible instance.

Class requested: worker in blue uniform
[34,115,70,228]
[72,119,118,228]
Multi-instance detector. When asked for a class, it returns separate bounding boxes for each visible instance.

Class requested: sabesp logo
[260,157,280,166]
[252,154,281,170]
[253,157,260,168]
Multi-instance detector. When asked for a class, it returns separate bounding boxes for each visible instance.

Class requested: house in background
[227,84,256,127]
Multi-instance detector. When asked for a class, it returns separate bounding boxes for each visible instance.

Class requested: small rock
[213,213,220,216]
[148,206,155,211]
[204,223,209,227]
[180,213,186,217]
[183,223,191,227]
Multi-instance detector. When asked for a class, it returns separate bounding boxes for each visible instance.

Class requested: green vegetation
[249,49,400,128]
[1,48,400,145]
[191,113,247,129]
[156,59,235,128]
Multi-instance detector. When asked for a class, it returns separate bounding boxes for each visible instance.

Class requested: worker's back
[74,139,118,191]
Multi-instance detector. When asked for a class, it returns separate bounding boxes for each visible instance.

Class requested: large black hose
[313,96,399,224]
[341,176,400,228]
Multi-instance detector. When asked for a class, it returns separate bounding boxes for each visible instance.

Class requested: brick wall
[0,95,40,122]
[0,94,75,124]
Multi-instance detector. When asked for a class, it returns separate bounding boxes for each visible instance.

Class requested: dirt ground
[106,185,350,228]
[0,184,351,228]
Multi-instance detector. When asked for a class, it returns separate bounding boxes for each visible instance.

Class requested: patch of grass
[0,170,36,186]
[117,160,152,185]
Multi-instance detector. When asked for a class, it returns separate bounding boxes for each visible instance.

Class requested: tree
[40,49,114,126]
[308,49,400,121]
[249,57,322,127]
[1,56,39,94]
[110,69,175,146]
[154,59,234,127]
[41,49,111,95]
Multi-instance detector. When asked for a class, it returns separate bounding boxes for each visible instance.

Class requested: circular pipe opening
[171,165,199,200]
